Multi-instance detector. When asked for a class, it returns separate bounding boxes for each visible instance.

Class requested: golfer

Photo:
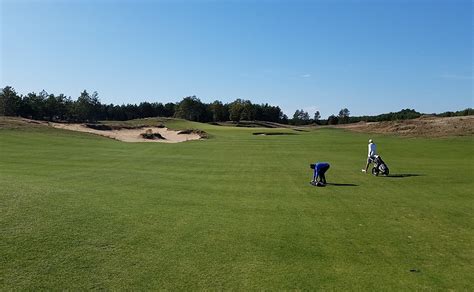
[311,162,330,186]
[362,139,377,173]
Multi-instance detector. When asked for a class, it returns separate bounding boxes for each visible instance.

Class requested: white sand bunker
[50,123,202,143]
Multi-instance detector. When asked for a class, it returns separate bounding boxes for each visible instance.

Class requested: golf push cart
[371,155,389,176]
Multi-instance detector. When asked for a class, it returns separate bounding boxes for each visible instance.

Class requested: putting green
[1,119,472,290]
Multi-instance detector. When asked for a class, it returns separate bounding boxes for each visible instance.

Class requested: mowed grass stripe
[1,123,473,289]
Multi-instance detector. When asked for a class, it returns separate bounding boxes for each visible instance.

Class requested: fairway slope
[1,117,473,290]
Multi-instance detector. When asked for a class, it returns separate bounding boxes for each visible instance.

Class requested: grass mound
[177,129,209,138]
[340,116,474,137]
[0,117,46,129]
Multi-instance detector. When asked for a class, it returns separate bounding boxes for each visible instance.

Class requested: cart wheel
[371,167,378,176]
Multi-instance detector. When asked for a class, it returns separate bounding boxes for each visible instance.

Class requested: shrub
[141,129,165,140]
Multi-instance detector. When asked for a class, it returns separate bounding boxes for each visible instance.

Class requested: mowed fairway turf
[1,119,473,290]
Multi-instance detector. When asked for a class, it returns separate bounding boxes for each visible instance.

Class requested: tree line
[1,86,472,124]
[0,86,284,123]
[283,107,472,125]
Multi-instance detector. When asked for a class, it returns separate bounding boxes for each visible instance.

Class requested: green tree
[229,99,245,122]
[338,108,350,124]
[44,94,61,121]
[0,86,21,116]
[209,100,227,122]
[313,111,321,123]
[163,102,176,117]
[74,90,101,122]
[292,109,310,125]
[327,114,339,125]
[20,92,42,119]
[174,96,206,122]
[255,103,283,122]
[240,100,256,121]
[139,102,155,118]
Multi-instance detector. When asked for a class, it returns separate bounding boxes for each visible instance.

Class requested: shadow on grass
[385,174,424,178]
[252,132,298,136]
[325,183,358,187]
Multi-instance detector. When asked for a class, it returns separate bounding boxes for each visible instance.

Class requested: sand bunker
[50,123,202,143]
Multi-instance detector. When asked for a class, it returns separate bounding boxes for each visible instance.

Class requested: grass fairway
[1,119,473,290]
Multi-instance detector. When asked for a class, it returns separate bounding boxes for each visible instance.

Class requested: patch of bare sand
[338,116,474,137]
[50,123,201,143]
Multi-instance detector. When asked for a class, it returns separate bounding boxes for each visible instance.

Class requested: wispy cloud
[301,74,311,78]
[440,74,473,80]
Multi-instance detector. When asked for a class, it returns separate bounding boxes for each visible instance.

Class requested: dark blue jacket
[314,162,330,178]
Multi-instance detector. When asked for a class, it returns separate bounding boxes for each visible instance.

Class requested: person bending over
[311,162,330,186]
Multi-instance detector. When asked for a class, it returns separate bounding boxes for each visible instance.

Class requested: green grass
[1,118,473,290]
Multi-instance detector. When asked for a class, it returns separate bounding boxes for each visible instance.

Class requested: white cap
[368,139,373,143]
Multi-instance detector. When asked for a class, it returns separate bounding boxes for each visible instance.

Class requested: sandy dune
[337,115,474,137]
[50,123,201,143]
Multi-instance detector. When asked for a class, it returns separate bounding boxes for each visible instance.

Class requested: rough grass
[0,118,473,290]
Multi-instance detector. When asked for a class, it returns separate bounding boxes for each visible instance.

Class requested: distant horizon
[1,0,472,118]
[2,84,471,120]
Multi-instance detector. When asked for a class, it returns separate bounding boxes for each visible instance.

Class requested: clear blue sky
[1,0,472,118]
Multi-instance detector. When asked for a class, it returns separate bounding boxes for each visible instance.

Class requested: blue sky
[1,0,472,118]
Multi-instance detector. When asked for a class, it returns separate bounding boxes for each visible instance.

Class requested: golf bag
[371,155,389,176]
